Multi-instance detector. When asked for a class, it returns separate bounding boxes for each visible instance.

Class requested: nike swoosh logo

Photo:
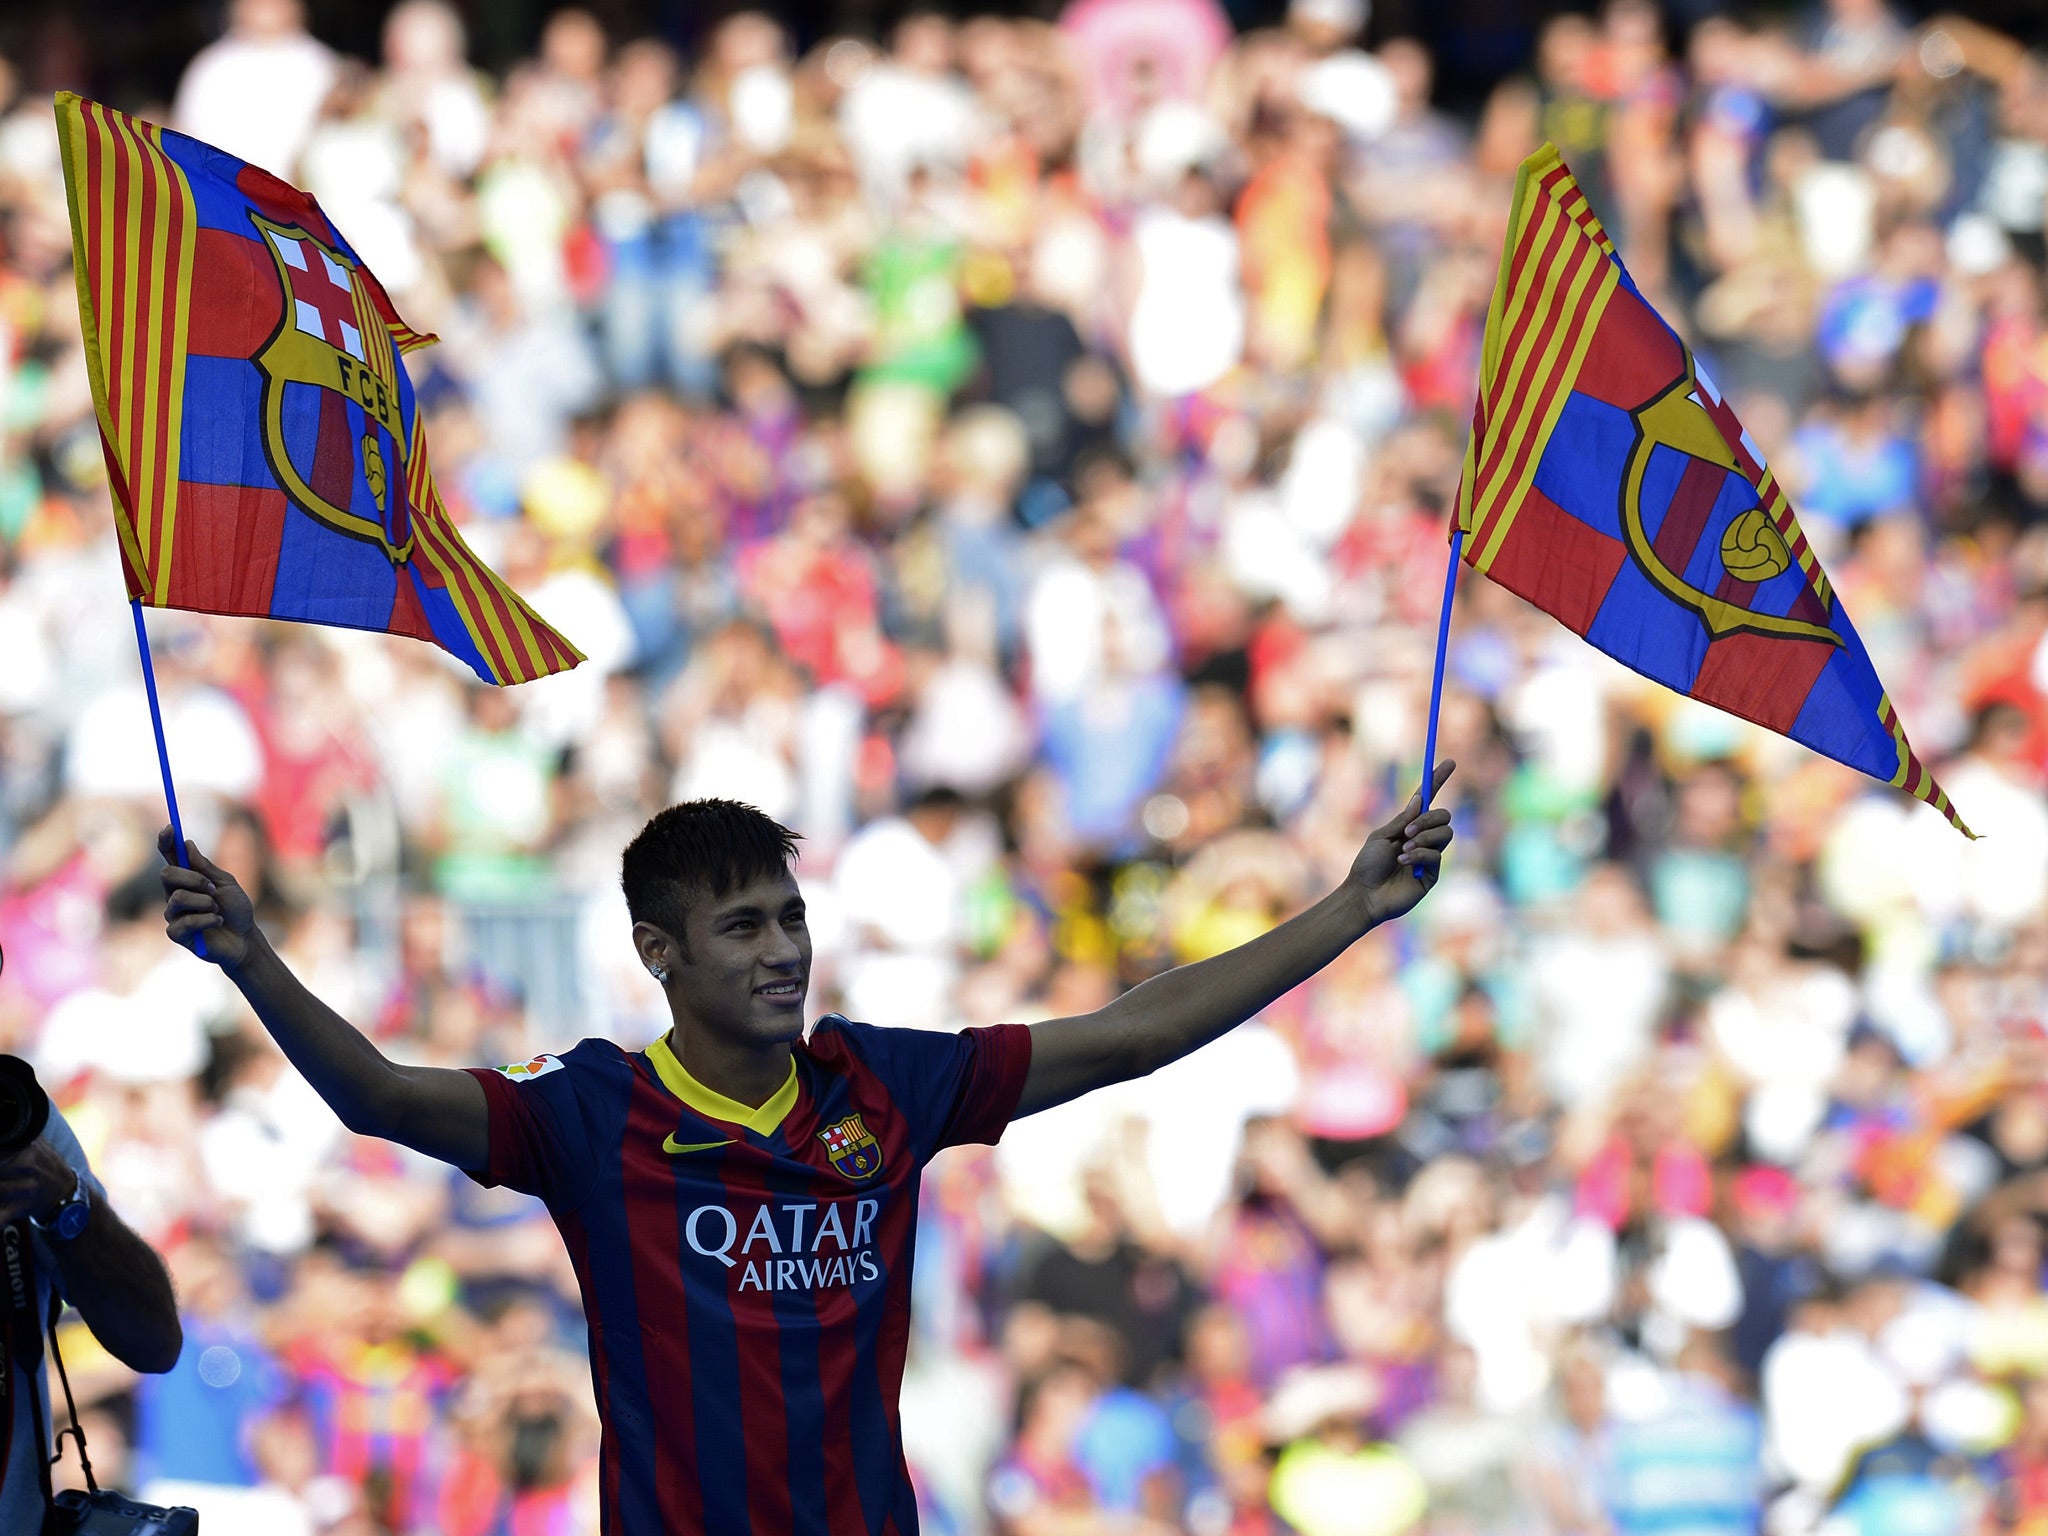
[663,1135,736,1155]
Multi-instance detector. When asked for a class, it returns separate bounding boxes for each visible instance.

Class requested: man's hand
[158,829,489,1167]
[0,1137,80,1227]
[3,1131,185,1374]
[1347,760,1457,926]
[159,828,258,970]
[1018,760,1460,1119]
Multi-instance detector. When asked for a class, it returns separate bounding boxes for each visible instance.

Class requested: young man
[159,767,1454,1535]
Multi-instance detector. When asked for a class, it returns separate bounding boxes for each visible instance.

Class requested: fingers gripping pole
[132,600,206,958]
[1415,526,1464,879]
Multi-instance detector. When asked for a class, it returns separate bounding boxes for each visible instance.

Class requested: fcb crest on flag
[817,1114,882,1180]
[1455,143,1972,837]
[54,92,581,686]
[251,214,417,561]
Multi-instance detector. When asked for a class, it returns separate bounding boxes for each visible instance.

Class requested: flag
[54,93,582,686]
[1455,144,1971,837]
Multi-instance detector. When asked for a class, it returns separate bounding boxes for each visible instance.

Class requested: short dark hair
[621,800,802,950]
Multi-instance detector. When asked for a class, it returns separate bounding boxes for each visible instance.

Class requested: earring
[649,964,669,986]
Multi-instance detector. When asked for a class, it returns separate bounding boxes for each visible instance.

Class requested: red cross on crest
[269,231,364,361]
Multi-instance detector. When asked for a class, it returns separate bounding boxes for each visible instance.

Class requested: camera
[0,1054,48,1158]
[48,1489,200,1534]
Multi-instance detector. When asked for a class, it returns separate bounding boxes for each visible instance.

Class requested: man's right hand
[158,827,489,1169]
[159,829,258,970]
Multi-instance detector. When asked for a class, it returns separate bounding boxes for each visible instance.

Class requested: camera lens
[0,1056,49,1158]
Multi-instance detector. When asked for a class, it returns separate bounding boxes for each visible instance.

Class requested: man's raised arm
[1014,762,1456,1118]
[158,829,489,1169]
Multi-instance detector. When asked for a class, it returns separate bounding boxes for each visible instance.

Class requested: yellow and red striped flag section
[56,92,581,685]
[1454,144,1971,837]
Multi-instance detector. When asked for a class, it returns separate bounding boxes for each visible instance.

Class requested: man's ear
[631,920,685,971]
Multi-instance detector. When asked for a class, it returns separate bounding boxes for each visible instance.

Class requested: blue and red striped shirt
[465,1014,1033,1536]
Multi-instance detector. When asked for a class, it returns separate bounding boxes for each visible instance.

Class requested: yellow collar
[645,1033,799,1137]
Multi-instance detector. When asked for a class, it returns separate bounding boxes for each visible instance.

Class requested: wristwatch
[29,1171,90,1242]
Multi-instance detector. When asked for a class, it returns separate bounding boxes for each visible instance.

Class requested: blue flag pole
[1414,526,1464,877]
[132,600,205,957]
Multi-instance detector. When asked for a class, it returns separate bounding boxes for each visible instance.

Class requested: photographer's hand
[0,1136,181,1374]
[0,1136,78,1227]
[158,829,256,969]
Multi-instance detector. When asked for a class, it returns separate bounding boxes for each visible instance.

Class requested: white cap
[1948,212,2013,277]
[1297,49,1398,141]
[1262,1365,1379,1442]
[1289,0,1368,36]
[1134,99,1229,185]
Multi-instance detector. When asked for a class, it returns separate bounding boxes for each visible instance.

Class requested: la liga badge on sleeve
[494,1054,564,1083]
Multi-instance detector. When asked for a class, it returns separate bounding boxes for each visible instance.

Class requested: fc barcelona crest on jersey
[818,1114,882,1180]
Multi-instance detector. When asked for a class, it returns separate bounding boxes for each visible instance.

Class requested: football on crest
[1720,506,1792,583]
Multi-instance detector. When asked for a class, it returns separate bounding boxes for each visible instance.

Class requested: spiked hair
[621,800,802,956]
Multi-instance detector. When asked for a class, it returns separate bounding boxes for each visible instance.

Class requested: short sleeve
[463,1053,594,1210]
[40,1107,106,1206]
[39,1106,108,1302]
[833,1020,1033,1163]
[943,1023,1034,1148]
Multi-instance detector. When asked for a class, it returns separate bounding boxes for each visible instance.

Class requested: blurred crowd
[0,0,2044,1531]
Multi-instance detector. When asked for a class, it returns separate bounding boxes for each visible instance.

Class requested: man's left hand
[1348,760,1457,926]
[0,1138,81,1228]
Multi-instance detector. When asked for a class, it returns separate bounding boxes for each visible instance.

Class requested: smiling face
[636,867,812,1050]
